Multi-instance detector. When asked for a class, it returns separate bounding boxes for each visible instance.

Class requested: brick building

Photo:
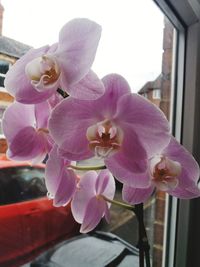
[138,17,173,120]
[0,1,31,153]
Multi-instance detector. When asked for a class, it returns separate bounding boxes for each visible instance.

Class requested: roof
[0,36,32,58]
[138,74,162,94]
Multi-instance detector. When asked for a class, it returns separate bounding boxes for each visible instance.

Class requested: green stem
[68,164,107,171]
[57,88,69,98]
[102,195,135,211]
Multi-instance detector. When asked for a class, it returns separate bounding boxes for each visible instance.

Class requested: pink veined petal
[97,74,131,117]
[56,121,93,161]
[95,170,116,202]
[47,92,63,109]
[65,70,104,100]
[5,46,54,104]
[95,170,112,195]
[45,144,70,196]
[115,93,170,157]
[7,126,47,161]
[117,124,147,161]
[49,97,97,159]
[58,147,93,161]
[105,154,149,187]
[34,101,51,129]
[56,18,101,85]
[2,102,35,141]
[163,136,200,184]
[71,171,97,223]
[80,196,106,233]
[168,183,200,199]
[122,184,154,204]
[45,144,76,207]
[53,168,77,207]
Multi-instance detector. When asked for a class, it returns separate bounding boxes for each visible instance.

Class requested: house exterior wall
[0,55,15,154]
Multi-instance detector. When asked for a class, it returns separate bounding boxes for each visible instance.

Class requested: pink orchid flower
[71,170,115,233]
[45,144,77,207]
[5,18,104,104]
[49,74,170,188]
[2,101,52,163]
[122,137,200,204]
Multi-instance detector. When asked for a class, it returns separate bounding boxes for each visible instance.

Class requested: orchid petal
[7,126,46,161]
[5,46,54,104]
[71,171,97,223]
[2,102,35,141]
[34,101,50,129]
[99,74,131,116]
[115,93,170,157]
[163,137,200,184]
[106,154,149,187]
[65,70,104,100]
[45,144,76,207]
[95,170,116,201]
[95,170,111,195]
[119,125,147,161]
[56,18,101,85]
[54,169,77,207]
[122,184,154,204]
[168,183,200,199]
[49,97,97,159]
[45,144,70,196]
[80,196,106,233]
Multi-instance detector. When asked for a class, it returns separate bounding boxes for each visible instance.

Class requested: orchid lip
[25,55,61,89]
[150,156,181,190]
[86,119,123,158]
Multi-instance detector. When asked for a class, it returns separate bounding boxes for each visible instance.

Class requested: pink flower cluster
[2,18,200,233]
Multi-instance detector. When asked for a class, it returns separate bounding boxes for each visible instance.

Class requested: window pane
[1,0,176,266]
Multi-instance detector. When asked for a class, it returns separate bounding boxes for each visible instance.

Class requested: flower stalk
[134,203,151,267]
[68,164,107,171]
[57,88,69,98]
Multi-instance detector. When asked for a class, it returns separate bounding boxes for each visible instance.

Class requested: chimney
[0,1,4,35]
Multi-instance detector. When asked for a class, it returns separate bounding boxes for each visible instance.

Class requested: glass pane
[0,60,9,74]
[0,166,46,204]
[1,0,176,266]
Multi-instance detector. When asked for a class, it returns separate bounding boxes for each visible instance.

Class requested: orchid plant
[2,18,200,267]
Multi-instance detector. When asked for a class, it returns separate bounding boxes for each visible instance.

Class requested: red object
[0,156,80,266]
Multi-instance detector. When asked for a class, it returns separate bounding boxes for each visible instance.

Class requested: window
[0,60,9,88]
[2,0,200,266]
[153,1,200,267]
[152,88,161,99]
[0,105,6,137]
[0,166,47,205]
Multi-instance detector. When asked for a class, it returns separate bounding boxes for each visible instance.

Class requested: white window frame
[0,105,7,138]
[153,1,200,267]
[152,88,161,99]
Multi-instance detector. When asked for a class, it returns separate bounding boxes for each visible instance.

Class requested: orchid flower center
[86,120,123,158]
[150,156,181,191]
[25,55,60,88]
[37,128,49,134]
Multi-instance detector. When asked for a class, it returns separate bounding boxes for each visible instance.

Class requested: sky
[1,0,164,92]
